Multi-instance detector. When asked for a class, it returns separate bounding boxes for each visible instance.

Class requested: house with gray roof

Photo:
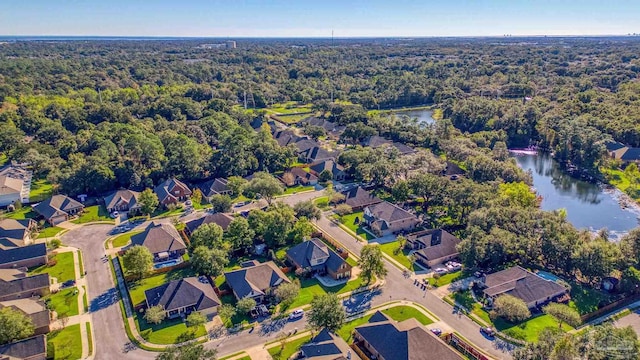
[224,261,290,302]
[0,269,50,302]
[362,136,415,156]
[32,195,84,225]
[130,222,186,261]
[479,266,569,309]
[154,178,192,208]
[342,187,382,211]
[280,168,318,187]
[0,175,24,208]
[363,201,419,236]
[199,178,232,199]
[0,243,47,270]
[185,213,234,236]
[0,335,47,360]
[0,219,37,250]
[104,189,141,213]
[144,277,220,319]
[309,160,346,181]
[299,328,360,360]
[353,311,463,360]
[286,239,352,281]
[405,229,461,268]
[0,298,50,335]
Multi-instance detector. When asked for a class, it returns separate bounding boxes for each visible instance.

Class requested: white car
[434,268,448,275]
[289,309,304,320]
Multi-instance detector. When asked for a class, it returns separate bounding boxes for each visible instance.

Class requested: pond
[514,152,640,239]
[391,109,436,126]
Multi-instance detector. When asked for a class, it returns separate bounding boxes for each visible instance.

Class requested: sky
[0,0,638,37]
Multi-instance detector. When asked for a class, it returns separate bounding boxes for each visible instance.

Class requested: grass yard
[429,270,463,287]
[268,101,313,115]
[314,196,330,210]
[111,230,142,248]
[45,287,79,317]
[569,281,611,315]
[287,276,367,309]
[30,251,75,283]
[2,206,36,220]
[37,226,63,239]
[47,324,82,360]
[337,314,373,342]
[339,212,375,240]
[377,241,421,271]
[152,206,185,218]
[268,334,312,360]
[496,314,573,343]
[382,306,434,325]
[86,322,93,356]
[452,290,492,324]
[127,267,196,307]
[135,314,206,344]
[283,185,314,195]
[602,167,637,200]
[29,179,53,202]
[71,205,113,224]
[0,153,6,166]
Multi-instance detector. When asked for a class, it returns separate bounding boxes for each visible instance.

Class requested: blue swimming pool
[537,271,561,283]
[154,259,182,269]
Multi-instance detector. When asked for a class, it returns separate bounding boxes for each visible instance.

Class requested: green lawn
[283,185,315,195]
[45,287,79,317]
[152,206,185,218]
[382,306,434,325]
[127,268,196,307]
[37,226,63,239]
[452,290,492,324]
[77,251,84,275]
[2,207,36,220]
[111,230,142,248]
[429,270,463,287]
[71,205,113,224]
[86,322,93,356]
[287,276,368,309]
[29,179,53,202]
[314,196,330,210]
[569,281,611,315]
[268,102,313,115]
[268,334,312,360]
[602,167,637,200]
[135,314,206,345]
[29,251,75,283]
[496,314,573,343]
[0,153,7,166]
[337,314,373,342]
[377,241,421,271]
[47,324,82,360]
[339,212,375,240]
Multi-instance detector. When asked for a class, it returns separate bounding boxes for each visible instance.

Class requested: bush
[49,239,62,249]
[335,204,352,216]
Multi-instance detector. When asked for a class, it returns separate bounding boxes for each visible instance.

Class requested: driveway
[614,309,640,334]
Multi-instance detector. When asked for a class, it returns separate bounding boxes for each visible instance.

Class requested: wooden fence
[443,333,491,360]
[581,293,640,323]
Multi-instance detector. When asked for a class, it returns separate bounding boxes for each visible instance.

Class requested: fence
[311,231,352,261]
[581,293,640,323]
[443,333,491,360]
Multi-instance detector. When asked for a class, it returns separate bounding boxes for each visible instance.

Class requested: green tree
[498,181,536,208]
[209,194,232,213]
[186,311,207,327]
[359,245,387,283]
[245,172,284,204]
[139,188,160,215]
[191,188,203,206]
[308,293,345,332]
[543,303,581,328]
[391,180,411,203]
[144,305,166,325]
[122,245,154,280]
[293,200,321,221]
[318,169,333,182]
[491,294,531,323]
[191,246,229,277]
[262,203,296,248]
[274,279,301,307]
[335,204,352,216]
[236,298,257,314]
[0,307,34,345]
[289,217,314,244]
[225,217,255,251]
[156,343,217,360]
[190,223,224,249]
[226,176,248,197]
[217,304,236,322]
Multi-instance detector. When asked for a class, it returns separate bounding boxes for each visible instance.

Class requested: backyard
[429,270,463,287]
[135,313,206,344]
[127,267,196,307]
[29,251,75,283]
[2,206,36,220]
[377,241,424,271]
[29,179,53,203]
[337,314,373,342]
[268,334,312,360]
[45,287,79,317]
[338,211,375,240]
[111,230,142,248]
[71,205,113,224]
[47,324,82,360]
[568,281,612,315]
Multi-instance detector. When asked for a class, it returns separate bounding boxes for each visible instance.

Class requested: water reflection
[392,109,436,126]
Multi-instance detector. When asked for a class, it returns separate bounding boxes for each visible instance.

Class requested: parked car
[184,200,193,206]
[110,211,119,219]
[289,309,304,320]
[61,280,76,288]
[480,327,495,337]
[430,328,442,336]
[434,268,448,275]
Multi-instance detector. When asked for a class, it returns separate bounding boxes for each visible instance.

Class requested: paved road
[315,215,512,359]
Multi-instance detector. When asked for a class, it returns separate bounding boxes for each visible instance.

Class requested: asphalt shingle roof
[286,239,349,274]
[342,187,382,209]
[0,219,34,249]
[154,178,191,203]
[0,270,50,300]
[185,213,234,233]
[482,266,568,305]
[0,335,46,360]
[365,201,417,223]
[145,277,220,312]
[0,176,22,196]
[0,243,47,266]
[224,261,290,299]
[130,222,186,255]
[104,189,140,210]
[32,195,83,220]
[199,178,230,197]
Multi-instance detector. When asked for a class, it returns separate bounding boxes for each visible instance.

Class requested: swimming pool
[537,271,561,283]
[154,259,182,269]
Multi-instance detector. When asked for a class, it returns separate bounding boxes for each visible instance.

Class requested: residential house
[224,261,290,303]
[104,189,141,214]
[0,219,37,250]
[363,201,420,236]
[298,145,336,164]
[479,266,569,309]
[362,136,415,156]
[302,118,346,139]
[199,178,232,200]
[144,277,220,319]
[32,195,84,225]
[353,311,463,360]
[154,178,192,208]
[280,168,318,187]
[286,238,352,280]
[274,130,305,147]
[309,160,346,181]
[184,213,234,236]
[0,175,23,208]
[0,269,50,302]
[130,222,186,261]
[0,335,47,360]
[342,187,382,211]
[405,229,461,268]
[0,244,47,270]
[299,328,360,360]
[605,141,640,163]
[0,298,50,335]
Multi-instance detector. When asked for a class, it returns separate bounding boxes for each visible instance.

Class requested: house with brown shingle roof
[363,201,419,236]
[405,229,461,268]
[130,222,186,261]
[0,219,37,250]
[280,168,318,187]
[199,178,232,200]
[0,335,47,360]
[154,178,192,208]
[309,160,346,181]
[104,189,141,213]
[0,175,24,208]
[144,277,220,319]
[342,187,382,211]
[0,269,50,302]
[184,213,234,235]
[32,195,84,225]
[0,298,50,335]
[224,261,290,303]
